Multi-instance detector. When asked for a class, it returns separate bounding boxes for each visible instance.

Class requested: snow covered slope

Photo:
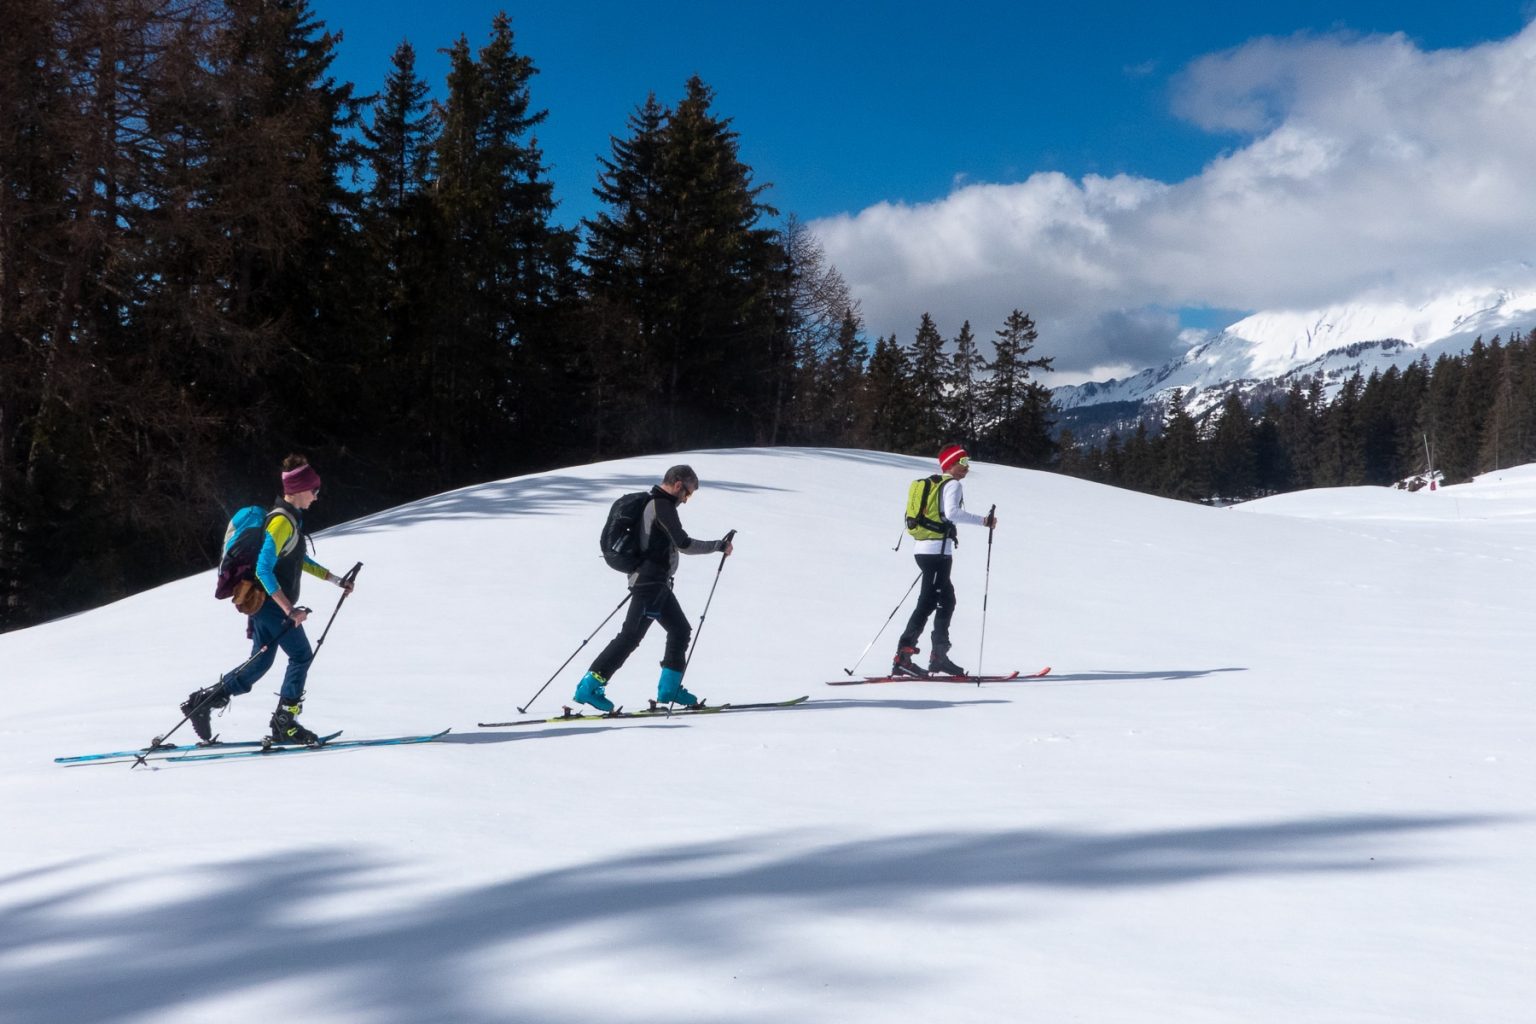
[3,448,1534,1023]
[1056,285,1536,417]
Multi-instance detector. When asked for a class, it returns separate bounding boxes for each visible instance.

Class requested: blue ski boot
[656,667,700,708]
[573,671,614,713]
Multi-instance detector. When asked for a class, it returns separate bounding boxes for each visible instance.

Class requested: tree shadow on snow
[0,812,1505,1024]
[320,471,790,538]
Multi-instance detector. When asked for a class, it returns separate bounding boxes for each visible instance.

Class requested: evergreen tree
[580,93,667,451]
[982,309,1056,466]
[582,77,780,450]
[1276,377,1321,489]
[1317,372,1366,486]
[907,313,949,450]
[1251,402,1287,495]
[363,41,436,246]
[862,334,916,453]
[945,320,986,450]
[1208,393,1257,499]
[1507,333,1536,468]
[1440,337,1498,480]
[431,17,576,483]
[1120,423,1158,493]
[360,39,442,492]
[1421,354,1465,482]
[822,310,869,446]
[1100,431,1125,486]
[1158,391,1206,500]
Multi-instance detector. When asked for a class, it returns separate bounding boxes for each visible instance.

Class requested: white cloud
[810,21,1536,379]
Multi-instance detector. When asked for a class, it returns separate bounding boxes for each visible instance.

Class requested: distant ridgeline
[1050,330,1536,506]
[1054,338,1416,444]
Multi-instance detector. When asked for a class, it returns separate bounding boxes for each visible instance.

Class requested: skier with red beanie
[893,444,997,677]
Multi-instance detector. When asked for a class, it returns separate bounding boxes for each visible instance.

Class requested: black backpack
[600,491,651,572]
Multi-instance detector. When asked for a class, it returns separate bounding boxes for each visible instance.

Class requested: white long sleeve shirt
[913,477,990,555]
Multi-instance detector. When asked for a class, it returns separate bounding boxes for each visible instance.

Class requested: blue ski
[166,729,451,762]
[56,731,344,765]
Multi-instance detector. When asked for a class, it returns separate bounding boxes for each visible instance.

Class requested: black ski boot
[892,646,927,678]
[928,649,968,677]
[181,684,230,742]
[270,698,324,747]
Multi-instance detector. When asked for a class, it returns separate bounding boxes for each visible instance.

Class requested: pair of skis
[826,667,1051,686]
[480,695,810,727]
[57,730,450,766]
[57,696,814,762]
[56,667,1045,763]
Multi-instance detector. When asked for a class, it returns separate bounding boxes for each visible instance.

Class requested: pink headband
[281,463,322,494]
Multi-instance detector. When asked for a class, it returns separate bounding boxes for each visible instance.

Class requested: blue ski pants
[220,598,314,702]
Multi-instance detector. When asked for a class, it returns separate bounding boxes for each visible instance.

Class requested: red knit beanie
[938,445,969,473]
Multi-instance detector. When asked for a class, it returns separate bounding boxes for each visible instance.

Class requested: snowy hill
[1055,286,1536,428]
[3,448,1535,1022]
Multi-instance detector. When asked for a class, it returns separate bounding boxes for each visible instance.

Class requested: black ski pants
[898,553,956,653]
[590,581,692,679]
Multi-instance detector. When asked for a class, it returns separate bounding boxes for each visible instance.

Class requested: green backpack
[904,474,957,544]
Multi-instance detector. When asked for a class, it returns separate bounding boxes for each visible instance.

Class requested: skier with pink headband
[180,454,355,746]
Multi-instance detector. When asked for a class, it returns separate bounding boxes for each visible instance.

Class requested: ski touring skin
[825,668,1051,686]
[165,729,451,762]
[56,731,345,765]
[480,695,810,728]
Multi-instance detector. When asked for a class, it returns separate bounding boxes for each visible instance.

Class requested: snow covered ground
[3,447,1533,1023]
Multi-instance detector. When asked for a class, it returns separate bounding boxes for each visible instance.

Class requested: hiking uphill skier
[574,465,734,712]
[182,456,355,745]
[893,445,997,678]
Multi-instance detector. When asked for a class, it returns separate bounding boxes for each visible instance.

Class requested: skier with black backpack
[575,464,734,713]
[181,455,355,745]
[893,445,997,678]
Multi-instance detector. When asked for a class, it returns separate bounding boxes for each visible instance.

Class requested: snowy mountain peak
[1055,285,1536,416]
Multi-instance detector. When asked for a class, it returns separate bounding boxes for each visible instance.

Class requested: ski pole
[683,529,736,675]
[130,611,307,768]
[842,572,921,676]
[975,505,996,686]
[306,562,363,665]
[516,591,633,713]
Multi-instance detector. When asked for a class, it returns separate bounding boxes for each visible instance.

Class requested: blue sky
[316,1,1536,380]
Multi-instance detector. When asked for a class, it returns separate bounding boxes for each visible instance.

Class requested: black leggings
[590,582,692,678]
[898,553,955,652]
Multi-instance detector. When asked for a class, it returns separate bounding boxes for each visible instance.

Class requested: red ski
[826,668,1050,686]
